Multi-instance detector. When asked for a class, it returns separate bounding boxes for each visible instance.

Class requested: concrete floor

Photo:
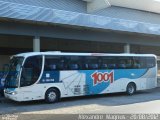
[0,87,160,115]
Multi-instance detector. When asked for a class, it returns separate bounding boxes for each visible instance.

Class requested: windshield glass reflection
[5,57,24,88]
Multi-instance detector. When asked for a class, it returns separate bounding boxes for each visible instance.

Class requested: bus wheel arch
[45,87,61,103]
[126,82,136,95]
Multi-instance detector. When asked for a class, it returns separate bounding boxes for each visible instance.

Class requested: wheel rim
[48,91,56,102]
[128,85,134,94]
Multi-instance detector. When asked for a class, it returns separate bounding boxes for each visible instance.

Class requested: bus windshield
[5,57,24,88]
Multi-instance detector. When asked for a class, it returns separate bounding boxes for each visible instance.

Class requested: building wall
[131,45,160,55]
[41,38,124,53]
[0,35,32,48]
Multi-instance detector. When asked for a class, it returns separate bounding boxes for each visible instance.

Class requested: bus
[4,52,157,103]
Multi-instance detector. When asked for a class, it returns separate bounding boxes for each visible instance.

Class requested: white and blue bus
[4,52,157,103]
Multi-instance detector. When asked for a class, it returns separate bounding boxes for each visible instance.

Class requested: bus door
[20,56,43,100]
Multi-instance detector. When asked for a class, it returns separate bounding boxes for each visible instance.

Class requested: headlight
[4,89,18,95]
[11,91,18,95]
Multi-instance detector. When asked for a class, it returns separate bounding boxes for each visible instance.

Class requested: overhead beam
[1,21,160,47]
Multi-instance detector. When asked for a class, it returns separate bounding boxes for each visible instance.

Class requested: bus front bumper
[4,90,19,101]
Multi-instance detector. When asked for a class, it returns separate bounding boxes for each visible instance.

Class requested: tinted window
[133,57,156,69]
[44,55,156,71]
[99,57,107,69]
[146,57,156,68]
[101,57,117,69]
[117,57,133,69]
[67,56,81,70]
[133,57,147,69]
[83,57,99,70]
[44,56,66,71]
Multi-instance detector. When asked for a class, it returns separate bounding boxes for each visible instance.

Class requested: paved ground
[0,87,160,115]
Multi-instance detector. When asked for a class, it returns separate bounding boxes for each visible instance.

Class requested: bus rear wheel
[45,88,60,103]
[126,83,136,95]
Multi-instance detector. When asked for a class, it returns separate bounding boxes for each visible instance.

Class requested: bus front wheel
[45,88,60,103]
[126,83,136,95]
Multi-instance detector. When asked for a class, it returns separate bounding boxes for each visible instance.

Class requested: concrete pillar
[124,43,130,53]
[33,36,40,52]
[87,0,111,13]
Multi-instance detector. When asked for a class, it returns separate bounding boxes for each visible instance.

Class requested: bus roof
[13,51,157,58]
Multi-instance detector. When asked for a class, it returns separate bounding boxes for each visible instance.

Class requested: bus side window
[67,56,81,70]
[84,63,89,70]
[57,59,65,70]
[133,57,147,69]
[89,63,98,69]
[68,64,79,70]
[133,59,141,68]
[126,57,134,69]
[45,60,53,71]
[117,57,134,69]
[100,58,107,69]
[108,64,116,69]
[101,63,108,69]
[118,59,126,69]
[82,58,88,70]
[146,57,156,68]
[44,56,61,71]
[85,57,99,70]
[49,64,57,70]
[103,57,116,69]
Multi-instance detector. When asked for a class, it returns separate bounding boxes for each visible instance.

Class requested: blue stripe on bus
[38,69,147,86]
[38,69,148,95]
[82,69,148,94]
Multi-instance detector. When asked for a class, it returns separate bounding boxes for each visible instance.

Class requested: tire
[126,83,136,95]
[45,88,60,103]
